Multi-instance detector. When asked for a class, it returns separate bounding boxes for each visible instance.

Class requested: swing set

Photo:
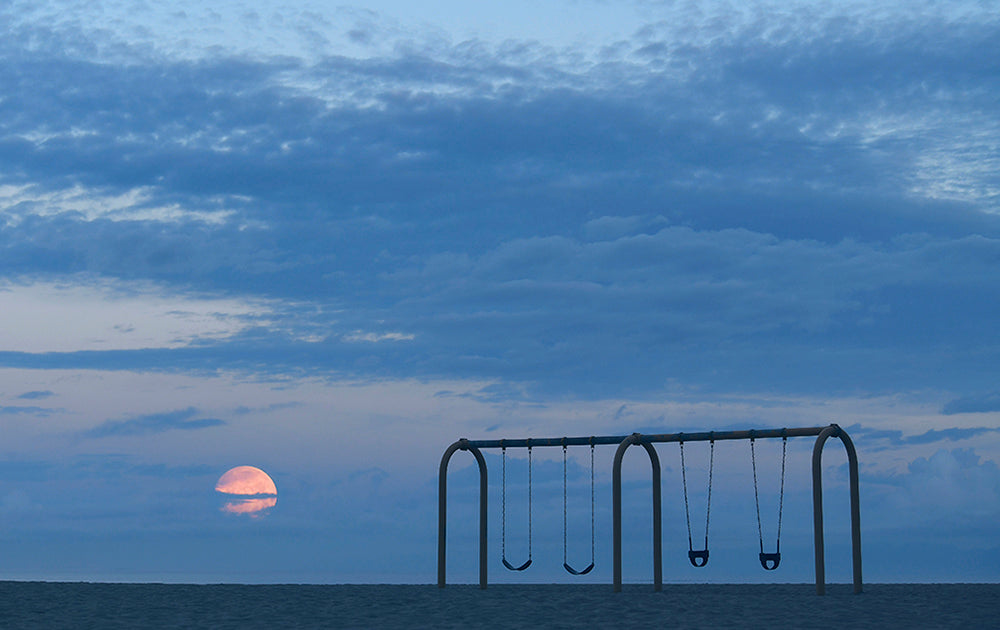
[438,424,862,595]
[500,439,596,575]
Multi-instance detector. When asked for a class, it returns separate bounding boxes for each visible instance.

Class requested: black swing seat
[688,549,710,568]
[759,552,781,571]
[563,561,594,575]
[502,558,532,571]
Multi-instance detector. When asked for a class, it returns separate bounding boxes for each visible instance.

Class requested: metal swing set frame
[438,424,862,595]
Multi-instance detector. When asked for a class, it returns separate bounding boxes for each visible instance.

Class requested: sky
[0,0,998,584]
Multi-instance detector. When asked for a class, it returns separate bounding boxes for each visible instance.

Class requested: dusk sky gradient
[1,0,998,584]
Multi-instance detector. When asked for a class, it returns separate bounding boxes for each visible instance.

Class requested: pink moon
[215,466,277,517]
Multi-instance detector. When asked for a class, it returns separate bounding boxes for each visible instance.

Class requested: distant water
[0,582,997,629]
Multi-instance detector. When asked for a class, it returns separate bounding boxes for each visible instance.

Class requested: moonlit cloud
[220,497,277,517]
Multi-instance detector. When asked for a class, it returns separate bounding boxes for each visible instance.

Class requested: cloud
[4,11,998,240]
[942,392,1000,415]
[850,424,1000,446]
[82,407,225,438]
[867,448,1000,525]
[0,405,55,417]
[67,455,217,480]
[0,5,997,400]
[343,331,415,343]
[16,390,54,399]
[0,184,235,225]
[0,276,274,353]
[1,229,997,398]
[906,427,1000,444]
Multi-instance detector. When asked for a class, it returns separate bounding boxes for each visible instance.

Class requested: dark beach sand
[1,582,996,629]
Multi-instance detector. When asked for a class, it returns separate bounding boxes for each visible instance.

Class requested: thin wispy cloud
[16,390,54,400]
[853,425,1000,446]
[0,405,55,416]
[82,407,225,439]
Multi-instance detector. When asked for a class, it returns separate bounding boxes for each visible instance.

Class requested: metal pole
[840,428,863,594]
[468,427,826,450]
[438,440,462,588]
[811,427,834,595]
[437,438,489,589]
[470,444,489,590]
[612,434,661,592]
[641,440,663,592]
[812,424,863,595]
[612,436,629,593]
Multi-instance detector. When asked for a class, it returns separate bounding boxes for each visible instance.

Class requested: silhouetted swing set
[439,424,862,595]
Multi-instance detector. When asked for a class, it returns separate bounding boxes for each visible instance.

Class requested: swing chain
[751,435,763,554]
[563,438,597,571]
[501,443,507,561]
[501,440,532,570]
[680,434,714,552]
[679,436,693,550]
[528,442,533,560]
[751,432,787,555]
[562,440,568,565]
[704,436,714,549]
[777,433,786,547]
[590,437,595,564]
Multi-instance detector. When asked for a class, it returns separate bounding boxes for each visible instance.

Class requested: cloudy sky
[1,0,998,584]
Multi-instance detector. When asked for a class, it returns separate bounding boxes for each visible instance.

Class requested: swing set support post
[438,438,488,589]
[812,425,862,595]
[611,433,662,593]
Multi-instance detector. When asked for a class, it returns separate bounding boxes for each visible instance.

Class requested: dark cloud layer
[1,8,998,400]
[942,392,1000,415]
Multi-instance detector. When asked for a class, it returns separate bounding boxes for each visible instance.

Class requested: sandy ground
[0,582,996,629]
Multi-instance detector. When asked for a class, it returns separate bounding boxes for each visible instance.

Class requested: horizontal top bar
[463,425,835,449]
